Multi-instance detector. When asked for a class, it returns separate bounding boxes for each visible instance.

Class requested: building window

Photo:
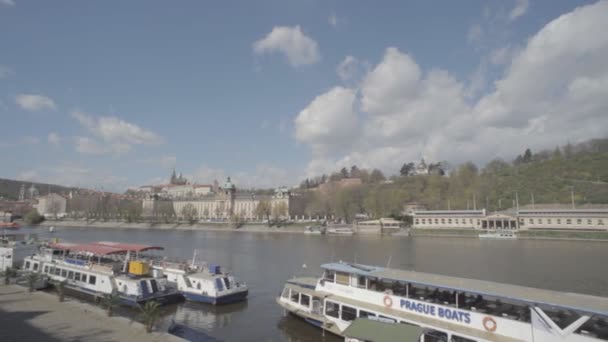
[415,219,420,224]
[599,219,604,225]
[538,219,543,224]
[434,219,439,224]
[566,219,572,225]
[421,219,426,224]
[577,219,582,225]
[448,219,452,224]
[547,219,552,224]
[529,218,534,224]
[441,219,445,224]
[588,219,592,225]
[557,219,561,224]
[469,219,473,224]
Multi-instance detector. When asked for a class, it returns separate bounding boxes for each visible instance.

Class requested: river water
[18,226,608,341]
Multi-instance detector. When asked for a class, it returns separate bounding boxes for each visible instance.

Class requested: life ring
[383,295,393,308]
[483,316,497,332]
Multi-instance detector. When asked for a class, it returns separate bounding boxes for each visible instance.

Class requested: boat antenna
[386,254,392,268]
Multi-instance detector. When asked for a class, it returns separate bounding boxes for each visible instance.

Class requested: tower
[223,177,236,216]
[19,184,25,202]
[170,169,177,185]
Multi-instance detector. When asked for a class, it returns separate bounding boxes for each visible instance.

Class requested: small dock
[0,285,184,342]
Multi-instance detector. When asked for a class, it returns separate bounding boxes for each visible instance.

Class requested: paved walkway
[0,285,184,342]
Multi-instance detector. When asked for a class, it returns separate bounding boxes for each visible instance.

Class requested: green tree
[400,162,415,176]
[522,148,533,163]
[101,290,121,317]
[369,169,386,183]
[24,209,45,225]
[27,272,39,292]
[1,267,17,285]
[139,301,161,333]
[181,204,198,224]
[55,279,67,302]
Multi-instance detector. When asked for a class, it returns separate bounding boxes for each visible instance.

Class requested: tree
[203,207,210,219]
[350,165,361,179]
[255,199,272,225]
[553,146,562,159]
[24,209,45,225]
[27,272,39,292]
[272,201,288,221]
[522,148,533,163]
[1,267,16,285]
[55,280,67,302]
[369,169,386,183]
[139,301,161,333]
[102,290,121,317]
[124,201,142,223]
[181,204,198,224]
[340,167,349,179]
[400,162,415,176]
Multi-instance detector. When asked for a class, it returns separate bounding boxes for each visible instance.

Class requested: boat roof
[343,318,423,342]
[321,262,608,316]
[48,241,164,256]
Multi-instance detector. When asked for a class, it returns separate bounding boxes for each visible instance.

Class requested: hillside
[0,178,77,200]
[296,138,608,221]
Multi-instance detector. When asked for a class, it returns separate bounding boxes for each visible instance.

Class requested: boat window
[290,290,299,303]
[300,294,310,307]
[357,276,367,289]
[44,266,49,273]
[335,272,350,285]
[400,320,418,327]
[61,269,67,277]
[451,335,476,342]
[341,305,357,322]
[54,268,61,276]
[74,273,81,281]
[423,329,448,342]
[324,270,335,282]
[358,309,375,318]
[81,274,87,283]
[197,282,201,290]
[281,288,290,299]
[88,275,96,285]
[68,271,74,279]
[32,263,38,271]
[325,301,340,318]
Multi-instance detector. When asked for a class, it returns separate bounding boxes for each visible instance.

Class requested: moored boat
[326,226,355,235]
[278,261,608,341]
[151,250,248,305]
[22,241,182,307]
[0,222,20,229]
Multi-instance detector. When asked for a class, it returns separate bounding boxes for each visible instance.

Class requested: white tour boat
[278,262,608,341]
[326,226,355,235]
[22,241,182,307]
[479,231,518,239]
[1,233,39,272]
[150,250,248,305]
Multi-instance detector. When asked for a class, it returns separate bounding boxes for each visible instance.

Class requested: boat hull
[62,283,183,307]
[182,289,248,305]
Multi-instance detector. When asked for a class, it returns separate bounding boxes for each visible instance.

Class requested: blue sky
[1,0,607,191]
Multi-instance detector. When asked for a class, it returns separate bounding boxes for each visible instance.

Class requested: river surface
[17,226,608,341]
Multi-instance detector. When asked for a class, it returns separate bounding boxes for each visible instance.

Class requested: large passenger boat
[278,262,608,341]
[23,241,182,306]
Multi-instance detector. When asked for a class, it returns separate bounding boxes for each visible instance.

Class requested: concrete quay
[0,285,184,342]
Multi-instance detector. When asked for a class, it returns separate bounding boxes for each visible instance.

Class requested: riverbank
[410,228,608,241]
[38,219,311,234]
[0,284,184,342]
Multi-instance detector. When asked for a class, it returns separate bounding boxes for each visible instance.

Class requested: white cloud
[15,94,57,111]
[72,110,163,145]
[337,55,368,82]
[329,14,338,27]
[48,132,60,145]
[509,0,529,21]
[253,26,320,67]
[74,136,131,156]
[137,155,177,169]
[295,86,358,155]
[0,65,13,78]
[295,1,608,177]
[489,45,519,65]
[0,0,15,7]
[467,24,483,44]
[71,110,163,155]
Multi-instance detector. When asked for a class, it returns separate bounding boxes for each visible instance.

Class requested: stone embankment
[0,285,184,342]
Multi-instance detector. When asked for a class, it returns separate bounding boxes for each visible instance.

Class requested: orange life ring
[383,295,393,308]
[483,316,497,332]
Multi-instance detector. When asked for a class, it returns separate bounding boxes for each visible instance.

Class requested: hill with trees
[0,178,78,200]
[295,138,608,222]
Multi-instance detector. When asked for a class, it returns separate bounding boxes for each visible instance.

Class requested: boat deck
[322,263,608,316]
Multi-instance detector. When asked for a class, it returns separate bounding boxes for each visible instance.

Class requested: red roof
[49,241,164,256]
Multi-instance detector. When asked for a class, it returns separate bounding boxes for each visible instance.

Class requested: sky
[1,0,607,191]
